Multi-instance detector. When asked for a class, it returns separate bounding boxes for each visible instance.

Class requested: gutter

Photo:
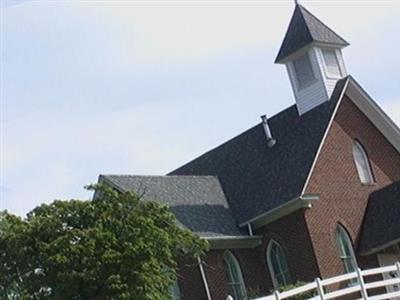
[239,194,319,229]
[205,235,262,250]
[197,257,212,300]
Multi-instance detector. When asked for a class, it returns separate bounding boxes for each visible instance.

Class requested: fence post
[274,290,281,300]
[357,268,368,300]
[396,262,400,278]
[315,278,326,300]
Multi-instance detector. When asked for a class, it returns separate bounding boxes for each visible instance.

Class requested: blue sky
[1,0,399,216]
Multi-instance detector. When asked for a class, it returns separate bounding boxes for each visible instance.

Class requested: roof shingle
[358,181,400,255]
[170,77,348,225]
[275,4,349,63]
[100,175,247,238]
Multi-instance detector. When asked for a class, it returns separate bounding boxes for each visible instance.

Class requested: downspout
[247,223,253,236]
[197,257,212,300]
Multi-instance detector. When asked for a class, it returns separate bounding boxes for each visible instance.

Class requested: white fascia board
[346,79,400,153]
[277,41,348,64]
[300,75,400,197]
[300,76,350,195]
[239,195,320,230]
[206,236,263,250]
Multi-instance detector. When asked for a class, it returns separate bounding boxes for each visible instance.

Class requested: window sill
[361,182,377,187]
[325,74,343,80]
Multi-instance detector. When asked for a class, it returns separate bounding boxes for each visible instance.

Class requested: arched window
[336,225,358,274]
[223,251,247,300]
[353,141,374,184]
[170,280,181,300]
[267,240,292,288]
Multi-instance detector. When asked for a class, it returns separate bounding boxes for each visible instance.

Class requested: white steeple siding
[275,4,349,115]
[285,45,347,115]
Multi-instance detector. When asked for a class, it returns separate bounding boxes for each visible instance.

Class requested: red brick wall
[251,210,320,292]
[178,210,319,300]
[177,257,208,300]
[304,96,400,280]
[177,96,400,299]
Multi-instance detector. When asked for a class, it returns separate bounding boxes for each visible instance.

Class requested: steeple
[276,4,349,115]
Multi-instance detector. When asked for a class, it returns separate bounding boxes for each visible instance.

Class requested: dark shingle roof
[358,181,400,255]
[100,175,247,238]
[170,77,348,225]
[275,4,349,63]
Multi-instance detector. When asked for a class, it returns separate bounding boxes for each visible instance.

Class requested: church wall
[177,210,319,300]
[304,96,400,281]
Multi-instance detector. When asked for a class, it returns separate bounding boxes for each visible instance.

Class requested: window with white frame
[322,48,342,78]
[266,240,292,288]
[336,225,358,275]
[292,52,316,90]
[353,141,374,184]
[222,251,247,300]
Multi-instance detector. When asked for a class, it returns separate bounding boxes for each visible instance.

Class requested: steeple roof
[275,4,349,63]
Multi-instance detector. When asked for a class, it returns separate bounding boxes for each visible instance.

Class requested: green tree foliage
[0,185,208,300]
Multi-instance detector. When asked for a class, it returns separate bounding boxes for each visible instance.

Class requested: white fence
[253,262,400,300]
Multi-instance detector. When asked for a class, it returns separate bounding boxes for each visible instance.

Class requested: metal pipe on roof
[260,115,276,147]
[247,223,253,236]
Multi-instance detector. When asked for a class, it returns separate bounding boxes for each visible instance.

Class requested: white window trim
[322,48,342,79]
[223,251,247,300]
[266,240,291,289]
[352,141,375,184]
[335,225,358,275]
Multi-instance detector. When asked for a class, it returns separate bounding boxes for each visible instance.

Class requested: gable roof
[275,4,349,63]
[98,75,399,235]
[358,181,400,255]
[99,175,247,238]
[170,77,348,225]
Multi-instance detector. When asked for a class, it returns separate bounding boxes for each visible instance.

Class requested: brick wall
[178,210,319,300]
[304,96,400,280]
[251,210,320,292]
[177,96,400,300]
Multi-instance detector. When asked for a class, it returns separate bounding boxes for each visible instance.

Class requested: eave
[205,235,263,250]
[239,194,319,229]
[346,78,400,153]
[359,238,400,256]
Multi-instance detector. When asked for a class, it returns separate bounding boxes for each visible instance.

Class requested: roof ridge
[297,4,314,43]
[298,4,349,46]
[275,4,349,63]
[102,174,218,179]
[168,104,297,175]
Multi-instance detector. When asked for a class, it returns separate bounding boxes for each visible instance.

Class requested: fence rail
[252,262,400,300]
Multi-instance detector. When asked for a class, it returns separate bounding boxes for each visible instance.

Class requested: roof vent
[260,115,276,147]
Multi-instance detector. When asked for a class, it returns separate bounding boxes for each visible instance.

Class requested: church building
[98,4,400,300]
